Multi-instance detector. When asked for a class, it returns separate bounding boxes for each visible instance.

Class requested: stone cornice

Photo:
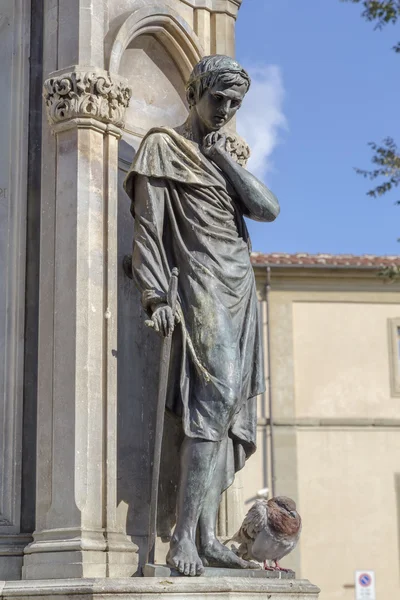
[257,417,400,428]
[43,68,132,129]
[178,0,242,17]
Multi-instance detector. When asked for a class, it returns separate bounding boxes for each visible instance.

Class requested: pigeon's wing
[237,500,269,543]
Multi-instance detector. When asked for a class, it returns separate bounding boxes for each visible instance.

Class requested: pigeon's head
[269,496,297,518]
[267,496,301,536]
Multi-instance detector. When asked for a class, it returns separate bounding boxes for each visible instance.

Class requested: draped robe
[124,127,265,497]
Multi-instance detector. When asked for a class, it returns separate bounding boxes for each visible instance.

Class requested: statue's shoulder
[128,125,221,187]
[140,127,179,149]
[136,127,194,164]
[128,127,194,183]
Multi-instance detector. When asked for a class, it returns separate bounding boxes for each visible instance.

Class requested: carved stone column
[22,68,137,579]
[0,0,32,581]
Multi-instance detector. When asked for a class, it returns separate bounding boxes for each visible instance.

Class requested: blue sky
[236,0,400,256]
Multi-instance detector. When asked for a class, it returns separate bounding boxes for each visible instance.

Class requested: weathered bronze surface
[124,55,280,577]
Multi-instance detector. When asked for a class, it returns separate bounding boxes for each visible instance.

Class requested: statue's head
[186,55,251,131]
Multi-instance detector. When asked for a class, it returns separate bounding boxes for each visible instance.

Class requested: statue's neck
[180,111,211,145]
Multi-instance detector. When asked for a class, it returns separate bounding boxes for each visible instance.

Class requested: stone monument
[0,1,320,598]
[124,54,280,577]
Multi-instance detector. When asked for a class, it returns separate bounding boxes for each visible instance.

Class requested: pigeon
[227,496,302,571]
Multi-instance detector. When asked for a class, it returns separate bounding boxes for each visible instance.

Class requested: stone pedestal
[0,578,320,600]
[143,564,296,579]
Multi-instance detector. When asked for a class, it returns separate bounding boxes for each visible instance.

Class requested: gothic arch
[109,4,204,80]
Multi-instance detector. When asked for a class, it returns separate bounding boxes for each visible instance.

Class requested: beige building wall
[293,300,400,419]
[298,427,400,598]
[241,265,400,599]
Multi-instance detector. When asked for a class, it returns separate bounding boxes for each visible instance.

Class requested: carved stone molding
[43,69,132,129]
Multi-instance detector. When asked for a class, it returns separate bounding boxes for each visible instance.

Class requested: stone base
[143,563,295,579]
[22,550,138,580]
[0,535,32,581]
[22,531,138,579]
[0,577,320,600]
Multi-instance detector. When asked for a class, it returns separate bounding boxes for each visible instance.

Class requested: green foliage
[342,1,400,26]
[342,0,400,50]
[342,3,400,202]
[355,138,400,200]
[379,264,400,280]
[342,2,400,270]
[356,141,400,276]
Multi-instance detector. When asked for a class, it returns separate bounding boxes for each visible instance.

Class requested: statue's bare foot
[200,538,260,570]
[166,535,205,577]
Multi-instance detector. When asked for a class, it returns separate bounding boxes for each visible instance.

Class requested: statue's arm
[221,156,280,222]
[131,174,178,337]
[203,135,280,222]
[131,174,170,311]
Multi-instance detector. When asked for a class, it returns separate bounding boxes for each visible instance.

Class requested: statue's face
[194,80,247,132]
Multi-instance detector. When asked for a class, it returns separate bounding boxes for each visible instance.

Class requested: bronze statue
[124,54,280,577]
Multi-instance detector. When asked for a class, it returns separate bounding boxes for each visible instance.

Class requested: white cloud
[237,65,287,182]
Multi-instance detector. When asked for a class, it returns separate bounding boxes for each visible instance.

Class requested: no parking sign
[355,571,376,600]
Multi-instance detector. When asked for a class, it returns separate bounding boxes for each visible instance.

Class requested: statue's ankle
[199,534,217,550]
[171,528,196,544]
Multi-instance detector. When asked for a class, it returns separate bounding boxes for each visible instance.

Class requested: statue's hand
[151,304,175,337]
[202,132,229,166]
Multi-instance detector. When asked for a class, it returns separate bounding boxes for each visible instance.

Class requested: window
[388,318,400,396]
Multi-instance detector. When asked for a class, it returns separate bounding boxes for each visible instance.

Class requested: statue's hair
[186,55,251,107]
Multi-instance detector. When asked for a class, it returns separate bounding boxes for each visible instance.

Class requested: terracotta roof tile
[250,252,400,268]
